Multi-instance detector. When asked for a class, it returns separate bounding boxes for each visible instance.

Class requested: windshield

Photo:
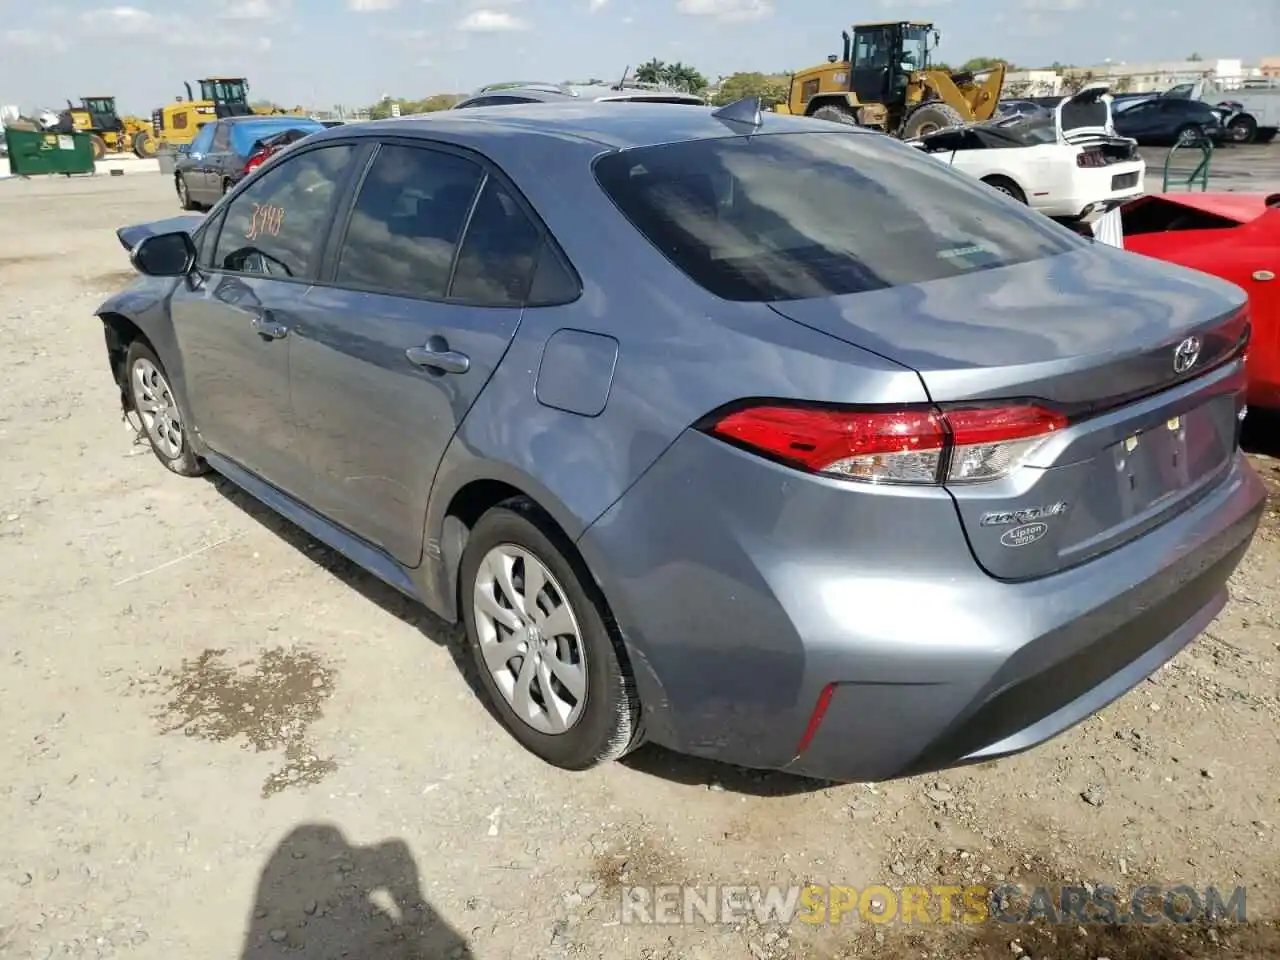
[85,98,115,114]
[594,132,1078,303]
[201,80,248,104]
[902,25,930,70]
[230,118,324,155]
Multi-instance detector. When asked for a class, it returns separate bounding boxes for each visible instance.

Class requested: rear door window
[334,144,484,299]
[593,131,1079,302]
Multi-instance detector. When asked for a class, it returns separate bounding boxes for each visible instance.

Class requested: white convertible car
[907,83,1145,225]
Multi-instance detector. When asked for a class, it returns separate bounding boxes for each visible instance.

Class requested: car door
[180,123,216,198]
[202,121,235,198]
[1115,100,1158,141]
[169,139,364,496]
[287,140,546,565]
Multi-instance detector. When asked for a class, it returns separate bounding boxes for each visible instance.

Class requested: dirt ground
[2,149,1279,960]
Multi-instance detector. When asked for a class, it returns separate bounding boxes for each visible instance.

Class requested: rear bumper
[1038,161,1145,220]
[578,433,1265,783]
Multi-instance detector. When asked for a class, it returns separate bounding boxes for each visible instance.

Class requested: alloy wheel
[131,357,183,459]
[472,544,588,735]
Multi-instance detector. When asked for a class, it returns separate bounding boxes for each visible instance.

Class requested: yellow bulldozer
[149,77,310,149]
[774,21,1006,139]
[54,97,157,159]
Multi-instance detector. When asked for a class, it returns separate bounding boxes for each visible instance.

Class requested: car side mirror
[131,231,197,277]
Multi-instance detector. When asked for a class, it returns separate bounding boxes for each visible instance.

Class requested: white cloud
[219,0,290,18]
[1019,0,1089,9]
[1,27,66,51]
[80,6,155,34]
[588,0,609,10]
[675,0,772,22]
[457,9,527,30]
[348,0,400,9]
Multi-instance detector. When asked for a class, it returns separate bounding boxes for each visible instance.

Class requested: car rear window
[593,131,1080,302]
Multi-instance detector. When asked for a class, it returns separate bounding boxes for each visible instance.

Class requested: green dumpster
[4,127,96,177]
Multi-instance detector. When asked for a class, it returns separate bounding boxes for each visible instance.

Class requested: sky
[0,0,1276,114]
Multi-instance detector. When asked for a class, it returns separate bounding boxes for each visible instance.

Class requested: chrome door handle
[251,313,289,340]
[1254,270,1275,282]
[406,345,470,374]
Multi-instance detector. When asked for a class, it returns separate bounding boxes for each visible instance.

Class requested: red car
[1121,191,1280,407]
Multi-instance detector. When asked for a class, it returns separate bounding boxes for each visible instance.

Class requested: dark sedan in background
[1111,97,1226,146]
[174,115,327,210]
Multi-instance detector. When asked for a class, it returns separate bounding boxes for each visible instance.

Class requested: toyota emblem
[1173,336,1201,374]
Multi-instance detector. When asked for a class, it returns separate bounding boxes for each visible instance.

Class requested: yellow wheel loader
[54,97,143,159]
[150,77,255,149]
[775,21,1006,139]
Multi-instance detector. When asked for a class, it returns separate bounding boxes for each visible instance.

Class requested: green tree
[665,62,708,94]
[711,71,790,107]
[960,57,1006,72]
[635,59,666,84]
[1188,52,1203,61]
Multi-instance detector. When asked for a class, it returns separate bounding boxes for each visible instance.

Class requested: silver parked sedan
[97,101,1263,783]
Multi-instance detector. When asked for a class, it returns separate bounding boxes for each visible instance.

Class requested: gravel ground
[2,151,1279,960]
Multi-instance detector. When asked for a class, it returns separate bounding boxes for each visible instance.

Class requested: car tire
[811,104,859,126]
[459,503,641,771]
[1174,124,1202,146]
[1228,114,1257,144]
[124,340,207,477]
[902,101,966,139]
[981,175,1027,204]
[176,174,198,211]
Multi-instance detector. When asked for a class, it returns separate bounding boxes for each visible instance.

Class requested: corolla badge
[1173,336,1201,374]
[1000,523,1048,547]
[980,501,1069,527]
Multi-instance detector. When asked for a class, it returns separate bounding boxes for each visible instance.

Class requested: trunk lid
[1057,82,1116,142]
[768,245,1249,580]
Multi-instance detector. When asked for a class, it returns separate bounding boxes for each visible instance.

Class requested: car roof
[342,101,857,151]
[220,115,319,124]
[459,82,702,103]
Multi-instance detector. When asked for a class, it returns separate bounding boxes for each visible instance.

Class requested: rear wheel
[89,134,107,161]
[981,175,1027,204]
[176,173,197,211]
[902,101,966,139]
[810,103,860,126]
[1227,114,1257,144]
[132,130,157,158]
[460,504,641,771]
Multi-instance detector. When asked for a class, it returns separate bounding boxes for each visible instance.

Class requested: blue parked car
[173,115,327,210]
[98,100,1262,783]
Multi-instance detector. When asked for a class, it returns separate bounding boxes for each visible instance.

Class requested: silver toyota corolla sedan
[97,101,1264,783]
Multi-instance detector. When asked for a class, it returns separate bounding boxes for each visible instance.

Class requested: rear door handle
[406,344,470,374]
[251,312,289,340]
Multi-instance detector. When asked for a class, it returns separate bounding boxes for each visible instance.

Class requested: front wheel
[1174,124,1203,146]
[125,340,207,477]
[810,104,859,126]
[901,101,966,139]
[460,504,641,771]
[89,134,107,161]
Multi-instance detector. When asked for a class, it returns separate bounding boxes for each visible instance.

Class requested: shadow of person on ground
[240,823,474,960]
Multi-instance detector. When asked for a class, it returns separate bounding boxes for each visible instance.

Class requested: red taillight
[244,149,269,175]
[705,402,1066,485]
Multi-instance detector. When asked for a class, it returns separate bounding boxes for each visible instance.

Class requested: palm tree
[635,59,666,85]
